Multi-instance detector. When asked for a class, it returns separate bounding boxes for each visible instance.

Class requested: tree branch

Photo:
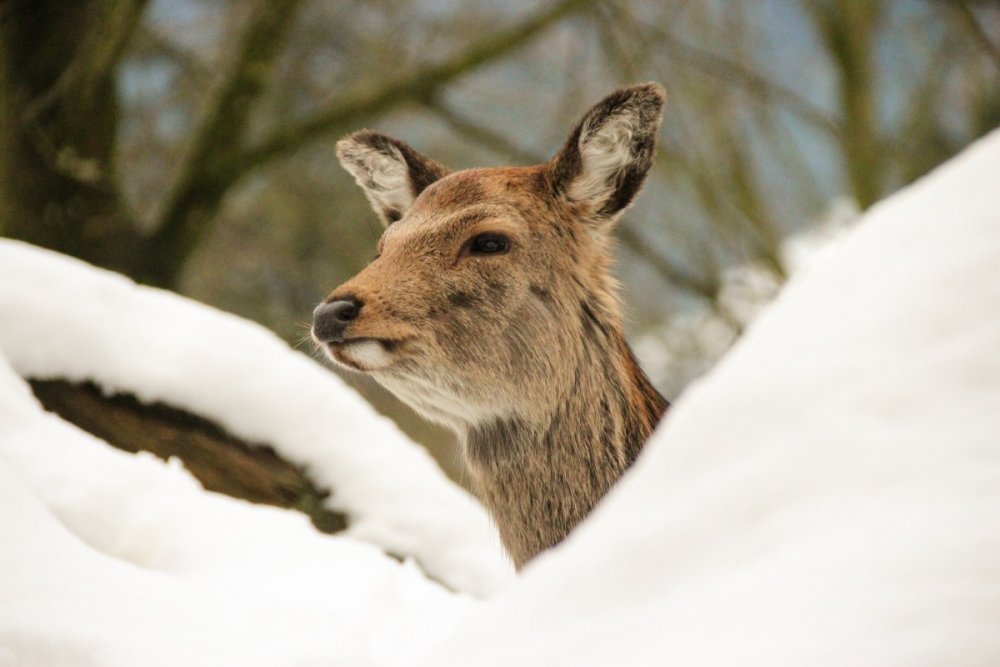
[136,0,593,287]
[421,95,542,165]
[22,0,150,122]
[30,378,348,533]
[133,24,212,85]
[222,0,594,181]
[143,0,308,286]
[953,0,1000,71]
[801,0,885,208]
[603,1,844,140]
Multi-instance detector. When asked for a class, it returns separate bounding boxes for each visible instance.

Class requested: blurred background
[2,0,998,482]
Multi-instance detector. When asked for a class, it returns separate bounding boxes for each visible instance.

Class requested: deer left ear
[336,130,451,226]
[549,83,665,226]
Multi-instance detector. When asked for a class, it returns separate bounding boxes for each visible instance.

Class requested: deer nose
[312,298,362,343]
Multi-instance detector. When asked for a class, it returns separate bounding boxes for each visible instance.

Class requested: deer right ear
[549,83,665,227]
[336,130,451,226]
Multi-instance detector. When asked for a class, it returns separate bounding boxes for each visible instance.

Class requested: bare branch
[616,225,721,301]
[144,0,308,285]
[801,0,884,208]
[136,0,594,287]
[223,0,595,180]
[605,2,844,139]
[953,0,1000,71]
[133,24,212,85]
[76,0,150,97]
[22,0,149,122]
[421,96,542,165]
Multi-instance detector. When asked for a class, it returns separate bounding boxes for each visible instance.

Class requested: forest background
[2,0,997,479]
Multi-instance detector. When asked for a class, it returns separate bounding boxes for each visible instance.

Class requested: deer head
[314,83,664,429]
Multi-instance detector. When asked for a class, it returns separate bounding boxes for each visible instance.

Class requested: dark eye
[467,233,510,256]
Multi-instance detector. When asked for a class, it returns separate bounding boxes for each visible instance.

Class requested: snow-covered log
[0,239,513,598]
[28,377,348,532]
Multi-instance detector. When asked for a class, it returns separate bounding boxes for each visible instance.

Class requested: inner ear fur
[549,83,666,222]
[336,130,451,226]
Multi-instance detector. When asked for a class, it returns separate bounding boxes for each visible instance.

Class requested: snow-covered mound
[0,239,512,596]
[0,355,470,666]
[414,131,1000,665]
[3,127,997,667]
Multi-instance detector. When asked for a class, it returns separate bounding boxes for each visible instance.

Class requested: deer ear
[336,130,451,226]
[549,83,665,226]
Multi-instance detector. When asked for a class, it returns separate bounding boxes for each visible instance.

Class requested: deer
[312,83,670,569]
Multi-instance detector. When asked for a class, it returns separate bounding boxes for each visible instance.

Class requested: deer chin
[324,338,400,372]
[371,366,511,433]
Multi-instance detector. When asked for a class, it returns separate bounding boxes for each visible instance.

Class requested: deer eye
[467,233,510,256]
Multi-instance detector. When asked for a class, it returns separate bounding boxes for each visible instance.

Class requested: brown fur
[315,84,670,568]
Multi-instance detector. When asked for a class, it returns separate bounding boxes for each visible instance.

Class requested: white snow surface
[413,130,1000,665]
[0,239,512,598]
[3,127,999,666]
[0,357,470,666]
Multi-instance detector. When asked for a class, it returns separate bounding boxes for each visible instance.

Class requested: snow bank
[414,131,1000,665]
[0,354,470,667]
[0,239,511,596]
[3,123,996,667]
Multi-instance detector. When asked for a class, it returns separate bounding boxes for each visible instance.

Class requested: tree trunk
[0,0,593,288]
[0,1,146,273]
[808,0,883,209]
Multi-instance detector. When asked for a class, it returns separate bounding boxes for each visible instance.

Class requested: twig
[223,0,595,181]
[421,96,542,165]
[954,1,1000,71]
[134,24,212,85]
[606,1,844,139]
[21,0,150,122]
[146,0,308,284]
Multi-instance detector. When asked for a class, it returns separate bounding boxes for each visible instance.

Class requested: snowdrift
[413,130,1000,665]
[0,239,511,597]
[1,126,998,665]
[0,373,468,666]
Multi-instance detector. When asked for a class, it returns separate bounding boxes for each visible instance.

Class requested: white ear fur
[551,83,666,224]
[567,112,640,208]
[337,138,413,225]
[336,131,449,226]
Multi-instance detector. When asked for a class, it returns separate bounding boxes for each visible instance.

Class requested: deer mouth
[323,337,405,372]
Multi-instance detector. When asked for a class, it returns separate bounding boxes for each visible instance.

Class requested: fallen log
[29,378,348,534]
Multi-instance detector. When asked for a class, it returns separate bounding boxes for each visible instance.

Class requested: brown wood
[29,378,348,534]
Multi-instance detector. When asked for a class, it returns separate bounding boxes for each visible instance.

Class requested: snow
[3,125,999,665]
[412,130,1000,666]
[0,239,512,597]
[0,356,470,666]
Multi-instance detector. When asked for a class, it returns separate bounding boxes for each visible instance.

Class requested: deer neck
[461,323,668,569]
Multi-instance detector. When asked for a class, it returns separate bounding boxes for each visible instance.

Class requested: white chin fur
[331,340,394,372]
[376,370,504,432]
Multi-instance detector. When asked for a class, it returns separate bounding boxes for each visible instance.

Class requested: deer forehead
[420,166,545,204]
[416,168,548,219]
[379,168,547,252]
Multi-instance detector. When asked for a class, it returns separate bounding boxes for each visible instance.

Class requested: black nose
[313,298,362,343]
